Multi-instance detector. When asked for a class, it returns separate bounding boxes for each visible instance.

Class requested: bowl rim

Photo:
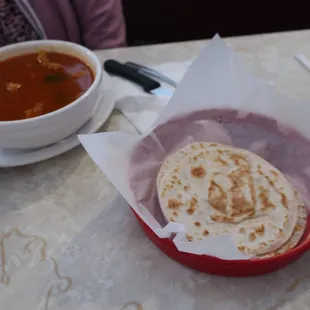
[0,40,102,126]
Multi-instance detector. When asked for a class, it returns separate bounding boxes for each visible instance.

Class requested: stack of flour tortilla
[157,142,307,257]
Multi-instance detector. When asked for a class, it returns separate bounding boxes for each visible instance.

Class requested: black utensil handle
[104,60,160,92]
[124,61,142,71]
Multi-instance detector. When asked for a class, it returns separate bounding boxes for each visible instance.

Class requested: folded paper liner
[79,35,310,260]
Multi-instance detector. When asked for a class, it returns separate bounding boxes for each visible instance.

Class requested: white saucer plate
[0,74,115,168]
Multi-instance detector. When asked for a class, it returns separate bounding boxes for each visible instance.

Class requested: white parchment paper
[79,35,310,260]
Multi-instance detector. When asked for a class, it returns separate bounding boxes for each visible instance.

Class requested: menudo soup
[0,51,94,121]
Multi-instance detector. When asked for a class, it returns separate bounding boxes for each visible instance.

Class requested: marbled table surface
[2,30,310,310]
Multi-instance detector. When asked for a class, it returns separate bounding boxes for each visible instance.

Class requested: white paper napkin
[113,62,192,133]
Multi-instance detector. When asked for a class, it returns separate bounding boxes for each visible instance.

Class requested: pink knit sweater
[22,0,126,49]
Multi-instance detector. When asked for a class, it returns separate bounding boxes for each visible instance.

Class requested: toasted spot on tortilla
[194,221,201,227]
[259,186,276,211]
[255,224,265,236]
[249,232,256,241]
[231,195,254,217]
[280,192,288,208]
[210,214,234,223]
[186,196,197,215]
[230,154,248,167]
[186,234,193,241]
[239,227,245,233]
[186,208,195,215]
[208,180,227,214]
[184,185,190,191]
[203,229,209,236]
[238,246,245,252]
[190,196,198,208]
[216,155,228,166]
[191,164,206,178]
[168,199,183,209]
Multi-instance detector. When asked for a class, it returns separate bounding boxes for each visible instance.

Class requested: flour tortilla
[157,142,304,256]
[260,203,307,257]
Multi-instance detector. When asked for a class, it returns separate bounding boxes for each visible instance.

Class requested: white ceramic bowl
[0,40,102,149]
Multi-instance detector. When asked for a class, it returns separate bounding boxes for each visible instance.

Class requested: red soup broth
[0,50,94,121]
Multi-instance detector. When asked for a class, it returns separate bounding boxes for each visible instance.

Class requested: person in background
[0,0,126,49]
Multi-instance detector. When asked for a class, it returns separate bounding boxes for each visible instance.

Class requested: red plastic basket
[129,109,310,276]
[133,209,310,277]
